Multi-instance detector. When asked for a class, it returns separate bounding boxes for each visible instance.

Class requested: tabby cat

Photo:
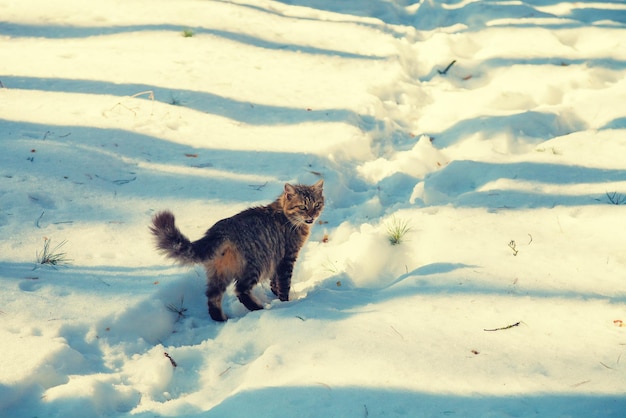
[150,179,324,321]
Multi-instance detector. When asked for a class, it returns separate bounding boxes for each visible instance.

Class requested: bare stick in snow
[484,321,521,332]
[248,182,268,191]
[164,352,177,367]
[131,90,155,100]
[389,325,404,340]
[36,211,45,228]
[438,60,456,75]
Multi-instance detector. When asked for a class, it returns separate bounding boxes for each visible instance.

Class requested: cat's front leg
[235,267,264,311]
[274,256,296,301]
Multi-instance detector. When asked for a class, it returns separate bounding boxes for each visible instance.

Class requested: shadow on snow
[422,160,626,208]
[1,76,377,127]
[273,0,626,29]
[0,22,387,60]
[0,119,330,211]
[196,385,626,418]
[274,261,626,324]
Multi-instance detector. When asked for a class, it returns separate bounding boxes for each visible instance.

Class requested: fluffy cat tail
[150,211,202,265]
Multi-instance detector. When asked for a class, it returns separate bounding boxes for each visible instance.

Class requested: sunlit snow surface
[1,1,625,416]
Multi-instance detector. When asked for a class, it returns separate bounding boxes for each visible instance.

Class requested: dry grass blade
[166,297,188,322]
[35,238,72,268]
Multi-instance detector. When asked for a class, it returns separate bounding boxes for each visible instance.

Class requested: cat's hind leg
[206,276,228,321]
[205,242,244,321]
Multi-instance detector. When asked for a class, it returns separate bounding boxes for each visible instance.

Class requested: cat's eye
[298,205,307,210]
[314,203,321,209]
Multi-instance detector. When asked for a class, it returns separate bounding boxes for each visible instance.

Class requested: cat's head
[281,179,324,227]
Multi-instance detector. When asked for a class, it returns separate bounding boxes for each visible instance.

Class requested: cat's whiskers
[286,216,306,232]
[281,216,301,235]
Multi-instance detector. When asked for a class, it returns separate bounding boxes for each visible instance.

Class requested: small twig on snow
[599,361,614,370]
[36,211,45,228]
[316,382,332,390]
[131,90,155,101]
[484,321,521,332]
[438,60,457,75]
[390,325,404,340]
[164,352,177,367]
[248,182,268,191]
[98,277,111,287]
[94,174,137,185]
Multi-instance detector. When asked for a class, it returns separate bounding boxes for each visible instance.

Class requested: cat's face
[282,179,324,226]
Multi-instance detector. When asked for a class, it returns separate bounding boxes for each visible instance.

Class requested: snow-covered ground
[1,0,626,416]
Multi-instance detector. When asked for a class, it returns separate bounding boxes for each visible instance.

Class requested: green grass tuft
[386,216,411,246]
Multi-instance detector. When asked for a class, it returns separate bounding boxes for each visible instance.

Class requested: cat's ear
[313,179,324,191]
[284,183,296,200]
